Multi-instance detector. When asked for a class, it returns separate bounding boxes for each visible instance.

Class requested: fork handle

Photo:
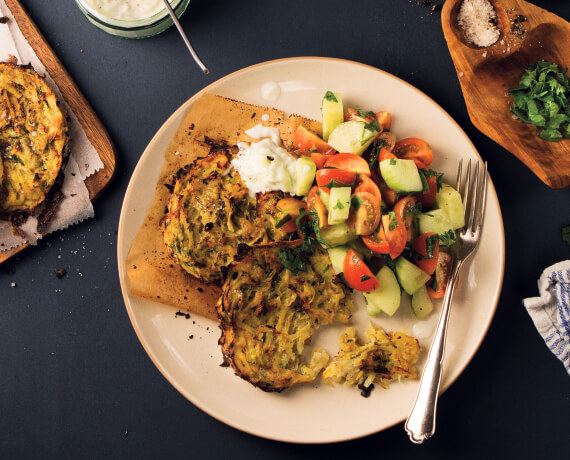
[404,258,463,443]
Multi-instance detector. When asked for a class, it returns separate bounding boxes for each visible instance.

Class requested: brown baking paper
[126,93,328,320]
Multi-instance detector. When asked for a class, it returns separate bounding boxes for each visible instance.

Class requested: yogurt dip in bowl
[75,0,191,38]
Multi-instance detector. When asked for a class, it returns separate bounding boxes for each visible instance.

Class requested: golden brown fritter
[0,62,68,214]
[162,146,288,284]
[322,325,420,394]
[217,245,354,392]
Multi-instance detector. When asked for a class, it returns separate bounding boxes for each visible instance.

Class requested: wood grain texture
[442,0,570,188]
[0,0,117,264]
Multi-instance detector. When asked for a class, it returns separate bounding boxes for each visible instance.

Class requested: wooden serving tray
[0,0,117,264]
[442,0,570,189]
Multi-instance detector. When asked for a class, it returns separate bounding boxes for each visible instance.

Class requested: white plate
[117,57,505,443]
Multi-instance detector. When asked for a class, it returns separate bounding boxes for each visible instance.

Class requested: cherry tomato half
[343,249,379,292]
[306,186,328,228]
[382,212,407,260]
[324,153,371,176]
[417,173,438,210]
[412,232,440,275]
[393,195,418,242]
[276,198,305,233]
[315,169,357,191]
[295,125,336,155]
[347,192,381,236]
[354,174,381,203]
[310,152,333,169]
[361,224,390,254]
[393,137,433,169]
[375,111,392,130]
[344,107,375,123]
[379,147,397,162]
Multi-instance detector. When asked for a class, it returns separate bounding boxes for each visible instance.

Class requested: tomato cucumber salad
[273,91,464,320]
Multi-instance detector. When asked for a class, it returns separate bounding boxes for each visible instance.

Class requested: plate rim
[117,56,505,443]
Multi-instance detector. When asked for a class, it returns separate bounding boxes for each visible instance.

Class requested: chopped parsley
[508,60,570,142]
[333,200,344,210]
[414,234,438,260]
[389,158,397,165]
[324,91,338,103]
[438,229,456,246]
[351,195,363,211]
[404,202,423,216]
[275,214,292,229]
[277,210,322,275]
[360,275,372,282]
[356,106,376,119]
[364,119,380,133]
[388,211,399,231]
[419,169,444,192]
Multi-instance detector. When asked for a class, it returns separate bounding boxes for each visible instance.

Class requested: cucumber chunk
[319,222,357,247]
[327,121,377,155]
[364,266,401,316]
[295,157,317,196]
[394,257,431,295]
[411,285,434,319]
[321,92,344,141]
[327,246,349,275]
[328,187,351,225]
[417,209,457,246]
[435,183,465,230]
[379,159,423,193]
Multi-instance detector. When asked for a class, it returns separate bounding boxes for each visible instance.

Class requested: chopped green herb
[320,177,357,189]
[388,211,399,231]
[404,203,423,216]
[356,106,376,119]
[360,275,372,282]
[439,229,456,246]
[389,158,397,165]
[420,169,444,192]
[324,91,338,103]
[275,214,292,229]
[351,195,363,211]
[414,234,438,260]
[333,200,344,210]
[364,119,380,133]
[508,60,570,142]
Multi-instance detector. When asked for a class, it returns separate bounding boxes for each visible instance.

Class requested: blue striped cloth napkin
[523,260,570,375]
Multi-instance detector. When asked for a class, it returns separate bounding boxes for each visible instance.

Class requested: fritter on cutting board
[162,146,288,283]
[0,62,68,215]
[217,244,354,392]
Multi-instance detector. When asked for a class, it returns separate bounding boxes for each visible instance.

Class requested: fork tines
[456,159,488,235]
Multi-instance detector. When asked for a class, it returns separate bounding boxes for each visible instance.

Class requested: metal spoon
[160,0,209,75]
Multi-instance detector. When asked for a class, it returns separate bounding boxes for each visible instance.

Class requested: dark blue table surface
[1,1,569,458]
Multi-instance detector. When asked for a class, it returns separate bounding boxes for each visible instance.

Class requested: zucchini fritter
[162,147,288,283]
[0,62,68,214]
[218,245,354,392]
[322,325,420,394]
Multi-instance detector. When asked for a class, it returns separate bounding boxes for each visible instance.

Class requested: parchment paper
[125,93,322,320]
[0,0,103,251]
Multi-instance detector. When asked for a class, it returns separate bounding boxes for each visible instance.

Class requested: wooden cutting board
[0,0,116,264]
[442,0,570,189]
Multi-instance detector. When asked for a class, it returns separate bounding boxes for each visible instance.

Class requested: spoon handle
[161,0,209,75]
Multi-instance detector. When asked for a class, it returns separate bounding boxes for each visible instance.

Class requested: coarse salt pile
[457,0,500,47]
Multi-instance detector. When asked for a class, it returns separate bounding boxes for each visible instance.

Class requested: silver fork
[404,159,488,444]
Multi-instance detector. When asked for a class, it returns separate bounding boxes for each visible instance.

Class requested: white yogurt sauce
[261,81,281,102]
[82,0,178,21]
[232,124,297,198]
